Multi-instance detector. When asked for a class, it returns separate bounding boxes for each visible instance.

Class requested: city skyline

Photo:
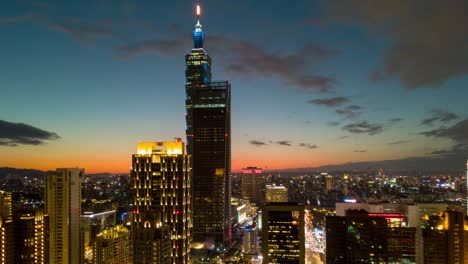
[1,0,468,173]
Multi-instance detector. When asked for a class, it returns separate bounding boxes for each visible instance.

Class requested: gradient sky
[1,0,468,173]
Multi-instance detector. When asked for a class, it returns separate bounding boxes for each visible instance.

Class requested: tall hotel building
[185,5,232,244]
[131,140,191,264]
[241,167,265,204]
[45,168,84,264]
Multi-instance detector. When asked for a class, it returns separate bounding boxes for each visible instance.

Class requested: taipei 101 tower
[185,5,232,246]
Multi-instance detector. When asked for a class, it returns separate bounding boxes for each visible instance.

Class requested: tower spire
[193,4,204,48]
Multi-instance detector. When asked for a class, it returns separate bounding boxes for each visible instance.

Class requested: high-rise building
[466,159,468,215]
[93,225,131,264]
[0,190,13,264]
[323,173,333,192]
[45,168,84,264]
[416,210,468,264]
[265,184,288,203]
[326,210,389,263]
[241,167,265,204]
[185,5,231,244]
[13,207,46,264]
[262,203,305,264]
[242,224,258,255]
[131,140,191,264]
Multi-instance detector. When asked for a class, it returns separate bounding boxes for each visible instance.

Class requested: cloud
[115,37,188,58]
[388,118,403,124]
[388,140,410,145]
[249,140,267,146]
[117,33,338,92]
[298,143,318,149]
[429,143,468,157]
[337,135,349,140]
[0,13,115,44]
[327,121,341,127]
[346,105,362,111]
[354,150,367,153]
[420,117,468,143]
[276,141,292,146]
[0,120,60,146]
[327,0,468,89]
[336,109,359,119]
[342,121,383,135]
[421,109,459,126]
[48,19,116,42]
[307,97,349,107]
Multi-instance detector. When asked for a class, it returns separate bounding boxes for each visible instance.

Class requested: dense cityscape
[1,1,468,264]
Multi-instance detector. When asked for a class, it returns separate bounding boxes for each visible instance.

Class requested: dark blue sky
[1,0,467,172]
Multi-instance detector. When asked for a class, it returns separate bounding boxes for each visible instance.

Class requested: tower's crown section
[193,4,204,49]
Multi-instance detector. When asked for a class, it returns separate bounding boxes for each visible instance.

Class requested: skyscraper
[417,210,468,264]
[93,225,131,264]
[0,190,13,264]
[241,167,265,204]
[13,207,46,264]
[131,140,191,264]
[262,203,305,264]
[185,5,231,245]
[326,210,389,263]
[45,168,84,264]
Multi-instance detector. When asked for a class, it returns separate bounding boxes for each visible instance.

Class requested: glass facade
[185,15,231,244]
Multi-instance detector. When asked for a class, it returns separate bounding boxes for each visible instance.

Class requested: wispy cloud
[354,150,367,153]
[0,13,116,44]
[421,109,459,126]
[342,121,383,135]
[388,140,410,145]
[420,117,468,143]
[327,121,341,127]
[307,97,349,107]
[249,140,268,146]
[276,141,292,146]
[0,120,60,147]
[116,33,338,92]
[298,143,318,149]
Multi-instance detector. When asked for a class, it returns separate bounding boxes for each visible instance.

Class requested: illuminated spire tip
[196,5,201,18]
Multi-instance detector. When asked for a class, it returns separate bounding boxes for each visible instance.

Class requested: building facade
[131,140,191,264]
[265,184,288,203]
[13,207,46,264]
[417,210,468,264]
[0,191,13,264]
[241,167,265,204]
[93,225,130,264]
[262,203,305,264]
[185,6,231,244]
[45,168,83,264]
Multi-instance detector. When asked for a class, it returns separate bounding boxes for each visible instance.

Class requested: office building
[13,207,46,264]
[45,168,83,264]
[323,173,333,192]
[185,5,231,244]
[262,203,305,264]
[93,225,130,264]
[265,184,288,203]
[131,140,191,264]
[416,210,468,264]
[241,167,265,204]
[0,191,13,264]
